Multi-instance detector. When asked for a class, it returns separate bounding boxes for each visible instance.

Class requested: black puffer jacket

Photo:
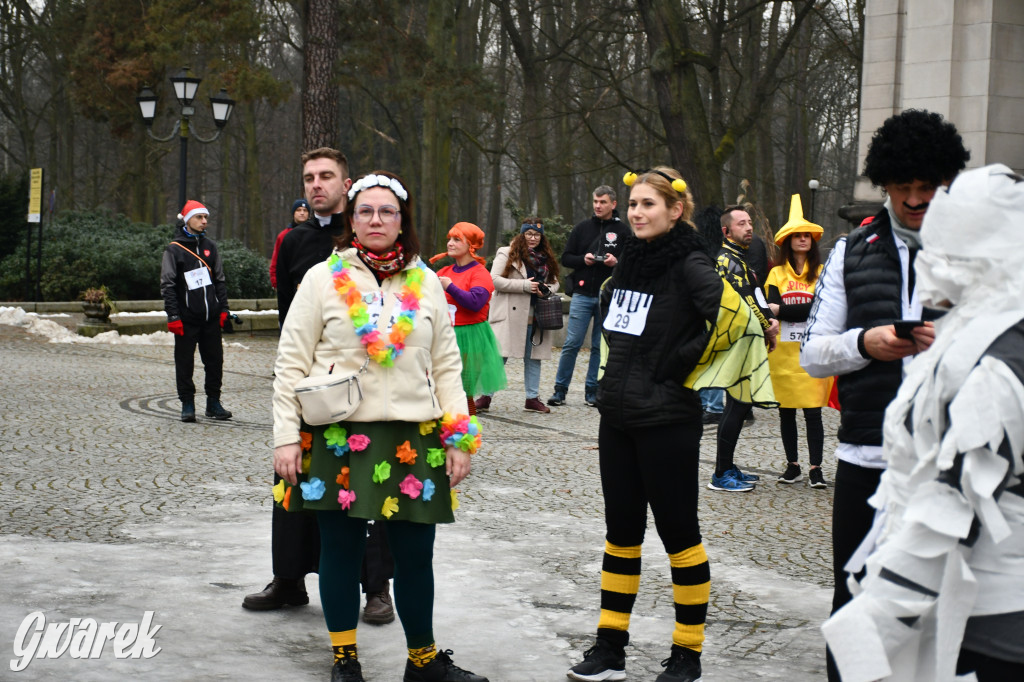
[838,209,905,445]
[160,222,228,325]
[597,225,722,427]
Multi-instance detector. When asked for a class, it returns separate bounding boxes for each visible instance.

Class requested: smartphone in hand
[893,320,924,339]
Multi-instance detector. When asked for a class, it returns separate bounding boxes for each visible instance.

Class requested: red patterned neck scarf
[353,238,406,277]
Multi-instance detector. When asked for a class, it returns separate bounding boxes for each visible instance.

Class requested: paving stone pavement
[0,322,838,680]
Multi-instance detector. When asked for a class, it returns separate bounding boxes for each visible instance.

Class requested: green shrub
[0,210,271,302]
[219,238,273,299]
[0,172,29,263]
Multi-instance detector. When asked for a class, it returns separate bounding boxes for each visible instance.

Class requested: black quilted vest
[838,210,906,445]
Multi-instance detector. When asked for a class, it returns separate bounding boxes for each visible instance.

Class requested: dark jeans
[826,459,884,681]
[173,317,223,401]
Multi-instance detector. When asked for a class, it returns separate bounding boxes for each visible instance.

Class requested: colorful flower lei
[329,255,426,367]
[439,413,482,454]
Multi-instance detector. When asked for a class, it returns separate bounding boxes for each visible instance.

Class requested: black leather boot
[181,400,196,422]
[241,577,308,610]
[205,398,232,420]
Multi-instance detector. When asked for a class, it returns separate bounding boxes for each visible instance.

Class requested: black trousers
[271,473,394,593]
[715,394,751,476]
[957,647,1024,681]
[779,407,824,466]
[826,459,884,681]
[599,419,703,553]
[173,317,224,401]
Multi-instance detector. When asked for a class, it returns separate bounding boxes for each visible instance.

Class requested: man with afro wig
[799,109,969,681]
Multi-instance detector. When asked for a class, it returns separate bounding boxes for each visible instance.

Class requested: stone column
[841,0,1024,225]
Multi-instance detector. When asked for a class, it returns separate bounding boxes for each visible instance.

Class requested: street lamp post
[136,67,235,209]
[808,178,820,222]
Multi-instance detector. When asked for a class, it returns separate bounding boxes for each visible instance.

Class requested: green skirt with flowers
[274,419,456,524]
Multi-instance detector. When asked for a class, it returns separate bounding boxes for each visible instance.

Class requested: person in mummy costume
[822,164,1024,682]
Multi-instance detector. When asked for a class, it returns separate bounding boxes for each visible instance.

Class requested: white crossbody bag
[293,357,370,426]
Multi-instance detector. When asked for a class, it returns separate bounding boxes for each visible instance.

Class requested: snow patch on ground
[0,306,249,349]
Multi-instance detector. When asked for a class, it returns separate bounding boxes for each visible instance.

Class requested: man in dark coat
[243,148,395,625]
[160,200,232,423]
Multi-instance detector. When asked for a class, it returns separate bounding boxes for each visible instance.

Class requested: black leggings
[599,419,703,552]
[715,394,750,477]
[779,407,824,467]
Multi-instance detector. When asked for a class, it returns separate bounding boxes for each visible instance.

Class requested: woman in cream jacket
[482,220,560,413]
[272,170,488,682]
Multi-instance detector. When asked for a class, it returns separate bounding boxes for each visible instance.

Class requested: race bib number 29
[603,289,653,336]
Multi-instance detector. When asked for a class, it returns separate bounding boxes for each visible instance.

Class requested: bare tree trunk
[420,0,456,255]
[302,0,338,151]
[635,0,722,208]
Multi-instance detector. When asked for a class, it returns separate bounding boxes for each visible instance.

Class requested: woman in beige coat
[478,220,560,413]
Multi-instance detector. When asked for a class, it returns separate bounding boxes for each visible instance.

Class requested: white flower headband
[347,174,409,202]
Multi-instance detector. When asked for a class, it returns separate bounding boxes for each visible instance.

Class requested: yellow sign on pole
[28,168,43,223]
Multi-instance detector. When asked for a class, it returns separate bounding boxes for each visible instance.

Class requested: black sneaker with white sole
[566,638,625,681]
[656,644,702,682]
[808,467,827,488]
[777,463,803,484]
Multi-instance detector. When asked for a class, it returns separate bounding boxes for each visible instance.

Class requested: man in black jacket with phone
[547,185,630,407]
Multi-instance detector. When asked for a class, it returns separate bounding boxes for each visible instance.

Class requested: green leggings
[316,512,437,649]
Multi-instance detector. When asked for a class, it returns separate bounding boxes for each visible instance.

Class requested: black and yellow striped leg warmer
[669,543,710,652]
[596,541,641,648]
[329,630,358,663]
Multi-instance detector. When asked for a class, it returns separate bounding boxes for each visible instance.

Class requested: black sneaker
[567,638,625,681]
[808,467,827,488]
[656,645,702,681]
[404,649,488,682]
[547,392,566,406]
[585,393,598,407]
[331,657,365,682]
[701,411,721,425]
[777,463,803,484]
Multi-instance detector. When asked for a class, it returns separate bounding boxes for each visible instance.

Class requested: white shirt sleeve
[800,238,872,378]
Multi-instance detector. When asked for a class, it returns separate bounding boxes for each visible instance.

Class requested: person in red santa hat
[160,199,233,422]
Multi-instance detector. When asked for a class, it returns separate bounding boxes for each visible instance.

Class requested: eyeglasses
[353,205,401,223]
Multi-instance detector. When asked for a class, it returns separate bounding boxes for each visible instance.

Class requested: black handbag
[533,294,563,331]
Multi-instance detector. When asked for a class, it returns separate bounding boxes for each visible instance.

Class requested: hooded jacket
[160,222,228,325]
[597,225,722,427]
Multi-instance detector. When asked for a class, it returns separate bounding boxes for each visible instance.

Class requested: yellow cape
[597,277,777,407]
[683,279,777,406]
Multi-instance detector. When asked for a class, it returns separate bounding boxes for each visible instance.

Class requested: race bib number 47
[603,289,652,336]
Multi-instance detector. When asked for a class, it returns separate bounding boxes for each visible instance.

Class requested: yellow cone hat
[774,194,824,245]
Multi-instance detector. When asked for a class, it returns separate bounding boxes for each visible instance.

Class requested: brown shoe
[524,398,550,413]
[362,591,395,624]
[242,577,308,610]
[474,395,491,411]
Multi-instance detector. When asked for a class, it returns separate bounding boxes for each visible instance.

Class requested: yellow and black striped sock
[329,630,358,664]
[408,643,437,668]
[596,541,641,646]
[668,543,710,652]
